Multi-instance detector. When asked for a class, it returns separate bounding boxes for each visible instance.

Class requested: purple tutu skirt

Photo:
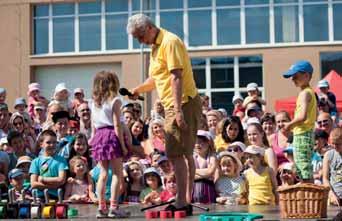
[90,126,122,161]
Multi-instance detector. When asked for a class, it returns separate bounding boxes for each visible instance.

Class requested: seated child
[124,160,144,203]
[9,168,32,201]
[64,156,96,203]
[322,127,342,206]
[29,130,68,199]
[160,172,177,202]
[312,130,330,185]
[215,151,246,205]
[51,111,73,159]
[15,156,32,189]
[279,162,296,186]
[139,167,163,205]
[157,156,173,177]
[243,146,278,205]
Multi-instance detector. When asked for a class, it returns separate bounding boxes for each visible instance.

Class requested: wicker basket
[277,183,330,219]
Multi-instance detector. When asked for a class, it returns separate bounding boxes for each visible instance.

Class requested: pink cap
[28,82,41,94]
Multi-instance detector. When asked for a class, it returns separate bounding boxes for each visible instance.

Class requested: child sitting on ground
[8,168,32,201]
[124,160,144,203]
[64,156,96,203]
[160,172,177,202]
[139,167,163,205]
[279,162,296,186]
[215,151,246,205]
[243,146,278,205]
[29,129,68,199]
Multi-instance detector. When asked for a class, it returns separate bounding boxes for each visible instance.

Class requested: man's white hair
[126,14,154,34]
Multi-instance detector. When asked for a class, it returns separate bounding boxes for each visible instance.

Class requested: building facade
[1,0,342,114]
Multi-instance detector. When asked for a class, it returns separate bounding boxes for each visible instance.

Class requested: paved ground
[58,203,340,220]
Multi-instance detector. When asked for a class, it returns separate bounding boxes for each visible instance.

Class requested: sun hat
[228,141,246,152]
[246,83,258,92]
[14,97,27,108]
[232,94,243,104]
[0,138,8,146]
[54,83,70,97]
[74,88,84,94]
[283,60,313,78]
[16,156,32,168]
[34,102,45,110]
[0,88,6,94]
[28,82,41,94]
[246,117,260,125]
[317,79,329,88]
[197,130,213,141]
[218,151,243,173]
[244,145,265,156]
[157,156,168,165]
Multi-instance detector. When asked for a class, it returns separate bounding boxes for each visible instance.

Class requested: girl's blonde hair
[92,71,120,107]
[330,127,342,144]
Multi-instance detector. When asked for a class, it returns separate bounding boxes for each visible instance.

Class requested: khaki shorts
[164,95,202,158]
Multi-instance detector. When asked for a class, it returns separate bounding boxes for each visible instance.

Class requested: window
[274,6,299,43]
[188,10,212,46]
[34,17,49,54]
[192,56,263,114]
[333,4,342,40]
[106,14,128,49]
[160,11,183,40]
[217,8,240,45]
[245,7,269,44]
[304,4,328,42]
[320,52,342,78]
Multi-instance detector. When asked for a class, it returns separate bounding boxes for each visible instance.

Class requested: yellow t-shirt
[245,167,275,205]
[293,86,317,135]
[214,135,229,152]
[149,28,198,110]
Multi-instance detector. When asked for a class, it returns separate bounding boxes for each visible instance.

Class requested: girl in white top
[89,71,129,218]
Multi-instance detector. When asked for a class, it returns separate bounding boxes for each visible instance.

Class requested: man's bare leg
[169,156,188,208]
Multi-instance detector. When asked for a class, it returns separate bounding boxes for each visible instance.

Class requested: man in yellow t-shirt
[127,14,201,214]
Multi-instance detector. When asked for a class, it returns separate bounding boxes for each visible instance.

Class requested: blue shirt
[29,154,68,197]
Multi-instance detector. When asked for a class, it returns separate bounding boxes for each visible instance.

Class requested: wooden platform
[61,203,340,220]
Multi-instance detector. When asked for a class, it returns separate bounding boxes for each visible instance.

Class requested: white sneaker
[96,208,108,218]
[107,207,130,218]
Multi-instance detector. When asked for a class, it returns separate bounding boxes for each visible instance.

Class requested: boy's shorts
[293,130,314,180]
[164,95,202,158]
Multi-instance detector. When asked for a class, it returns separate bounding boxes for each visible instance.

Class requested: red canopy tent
[274,70,342,117]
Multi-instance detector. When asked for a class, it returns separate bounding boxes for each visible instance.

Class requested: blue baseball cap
[283,60,313,78]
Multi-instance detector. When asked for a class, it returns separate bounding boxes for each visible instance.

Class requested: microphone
[119,88,144,101]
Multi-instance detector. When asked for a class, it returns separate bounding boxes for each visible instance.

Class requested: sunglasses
[227,146,241,152]
[282,169,292,175]
[80,108,90,113]
[317,119,329,126]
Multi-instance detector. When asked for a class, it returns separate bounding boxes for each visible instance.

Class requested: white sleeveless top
[90,97,121,129]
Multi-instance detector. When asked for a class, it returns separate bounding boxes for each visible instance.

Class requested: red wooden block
[174,210,186,218]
